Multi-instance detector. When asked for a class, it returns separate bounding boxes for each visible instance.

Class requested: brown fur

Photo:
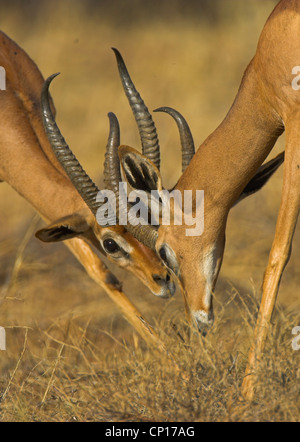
[0,30,172,348]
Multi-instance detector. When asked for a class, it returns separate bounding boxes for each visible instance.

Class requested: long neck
[176,60,284,216]
[0,31,88,223]
[0,85,87,224]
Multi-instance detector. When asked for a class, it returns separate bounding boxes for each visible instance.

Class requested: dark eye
[103,238,121,254]
[159,247,168,264]
[158,245,179,276]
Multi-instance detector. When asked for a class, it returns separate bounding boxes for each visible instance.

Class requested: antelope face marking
[99,226,176,299]
[156,226,225,333]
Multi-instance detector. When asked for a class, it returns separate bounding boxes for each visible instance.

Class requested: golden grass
[0,286,299,422]
[0,0,299,421]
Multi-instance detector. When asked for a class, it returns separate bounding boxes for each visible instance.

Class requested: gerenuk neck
[176,59,284,216]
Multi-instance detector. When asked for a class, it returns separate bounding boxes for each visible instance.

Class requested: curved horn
[154,106,195,172]
[103,112,122,224]
[41,74,102,216]
[124,207,159,251]
[112,48,160,170]
[103,113,158,249]
[127,224,158,251]
[104,112,121,193]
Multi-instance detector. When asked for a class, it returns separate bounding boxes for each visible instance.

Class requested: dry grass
[0,282,299,422]
[0,0,299,421]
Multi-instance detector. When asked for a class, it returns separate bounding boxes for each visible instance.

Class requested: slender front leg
[241,117,300,401]
[65,237,167,353]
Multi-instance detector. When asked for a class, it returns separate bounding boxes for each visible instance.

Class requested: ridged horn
[103,112,121,224]
[103,112,158,250]
[112,48,160,170]
[154,106,195,172]
[124,216,159,251]
[41,73,102,216]
[104,112,121,193]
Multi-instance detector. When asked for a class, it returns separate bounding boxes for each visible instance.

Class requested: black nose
[152,273,170,285]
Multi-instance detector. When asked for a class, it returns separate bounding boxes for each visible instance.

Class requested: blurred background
[0,0,299,420]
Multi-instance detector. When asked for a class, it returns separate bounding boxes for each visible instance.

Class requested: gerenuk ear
[118,145,163,195]
[234,151,284,206]
[35,214,90,242]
